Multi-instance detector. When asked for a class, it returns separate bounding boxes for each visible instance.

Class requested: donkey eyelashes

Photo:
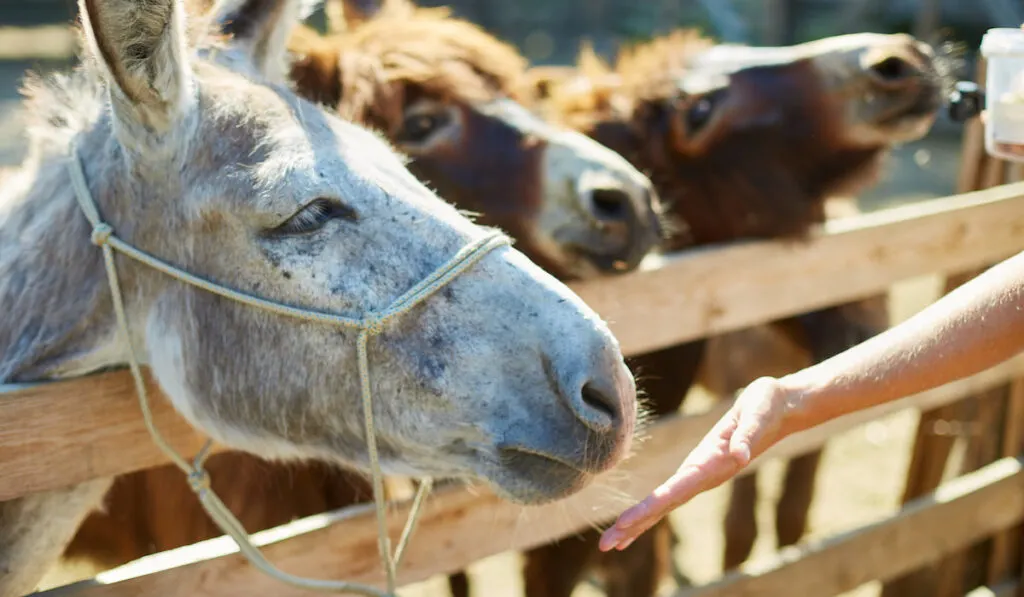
[271,198,357,235]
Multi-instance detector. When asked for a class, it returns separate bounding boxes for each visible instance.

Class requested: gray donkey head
[2,0,638,506]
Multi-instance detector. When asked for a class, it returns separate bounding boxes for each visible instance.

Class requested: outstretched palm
[599,377,793,551]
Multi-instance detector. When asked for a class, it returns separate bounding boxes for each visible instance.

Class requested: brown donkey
[60,0,665,578]
[515,30,946,597]
[284,2,666,281]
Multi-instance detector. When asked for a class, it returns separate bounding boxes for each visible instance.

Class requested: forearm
[780,250,1024,434]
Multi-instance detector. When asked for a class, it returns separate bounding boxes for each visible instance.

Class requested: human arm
[599,249,1024,551]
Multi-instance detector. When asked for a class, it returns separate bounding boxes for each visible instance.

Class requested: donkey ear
[289,25,343,107]
[210,0,319,82]
[577,41,612,78]
[79,0,195,139]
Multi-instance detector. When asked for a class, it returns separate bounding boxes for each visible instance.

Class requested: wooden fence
[4,180,1024,596]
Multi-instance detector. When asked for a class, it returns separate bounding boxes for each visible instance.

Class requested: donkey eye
[398,111,450,145]
[272,198,356,235]
[682,87,729,135]
[686,96,716,133]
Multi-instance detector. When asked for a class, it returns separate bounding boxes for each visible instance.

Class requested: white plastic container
[981,28,1024,161]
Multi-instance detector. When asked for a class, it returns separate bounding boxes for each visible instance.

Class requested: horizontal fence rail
[571,181,1024,356]
[5,184,1024,502]
[36,355,1024,597]
[674,456,1024,597]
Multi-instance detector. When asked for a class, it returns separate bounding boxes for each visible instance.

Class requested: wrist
[776,371,822,436]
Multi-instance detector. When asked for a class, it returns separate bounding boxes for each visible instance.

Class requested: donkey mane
[614,29,716,101]
[12,68,105,172]
[287,6,528,132]
[540,30,715,133]
[0,13,146,379]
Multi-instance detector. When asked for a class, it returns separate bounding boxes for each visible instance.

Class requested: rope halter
[67,144,510,595]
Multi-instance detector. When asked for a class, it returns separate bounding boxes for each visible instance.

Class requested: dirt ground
[5,48,976,597]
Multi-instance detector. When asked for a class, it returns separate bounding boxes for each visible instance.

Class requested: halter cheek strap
[67,144,510,596]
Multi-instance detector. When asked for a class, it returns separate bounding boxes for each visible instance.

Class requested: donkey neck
[0,139,133,383]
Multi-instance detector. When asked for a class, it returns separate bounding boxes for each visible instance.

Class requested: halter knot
[187,469,212,495]
[91,223,114,246]
[362,314,387,336]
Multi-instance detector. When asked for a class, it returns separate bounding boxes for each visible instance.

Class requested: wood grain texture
[673,457,1024,597]
[35,356,1024,597]
[987,379,1024,584]
[0,372,225,501]
[570,182,1024,356]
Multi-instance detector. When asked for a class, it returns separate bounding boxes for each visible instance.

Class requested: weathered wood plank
[0,372,224,501]
[36,356,1024,597]
[987,379,1024,583]
[672,457,1024,597]
[571,182,1024,356]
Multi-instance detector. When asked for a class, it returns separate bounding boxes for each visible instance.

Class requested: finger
[598,408,746,551]
[728,410,764,465]
[600,514,658,551]
[599,451,745,551]
[617,536,637,550]
[614,409,744,527]
[626,457,737,524]
[729,382,782,463]
[612,467,704,529]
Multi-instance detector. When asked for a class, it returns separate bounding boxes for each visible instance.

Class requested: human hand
[598,376,798,551]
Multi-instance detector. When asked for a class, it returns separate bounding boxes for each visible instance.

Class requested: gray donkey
[0,0,638,593]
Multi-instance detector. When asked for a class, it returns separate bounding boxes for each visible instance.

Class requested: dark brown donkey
[514,30,947,597]
[60,0,666,576]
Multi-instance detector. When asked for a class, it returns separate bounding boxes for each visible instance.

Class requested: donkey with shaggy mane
[285,1,666,280]
[518,28,947,597]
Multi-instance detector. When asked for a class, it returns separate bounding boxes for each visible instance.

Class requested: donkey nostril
[581,382,619,425]
[868,56,916,82]
[589,189,631,221]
